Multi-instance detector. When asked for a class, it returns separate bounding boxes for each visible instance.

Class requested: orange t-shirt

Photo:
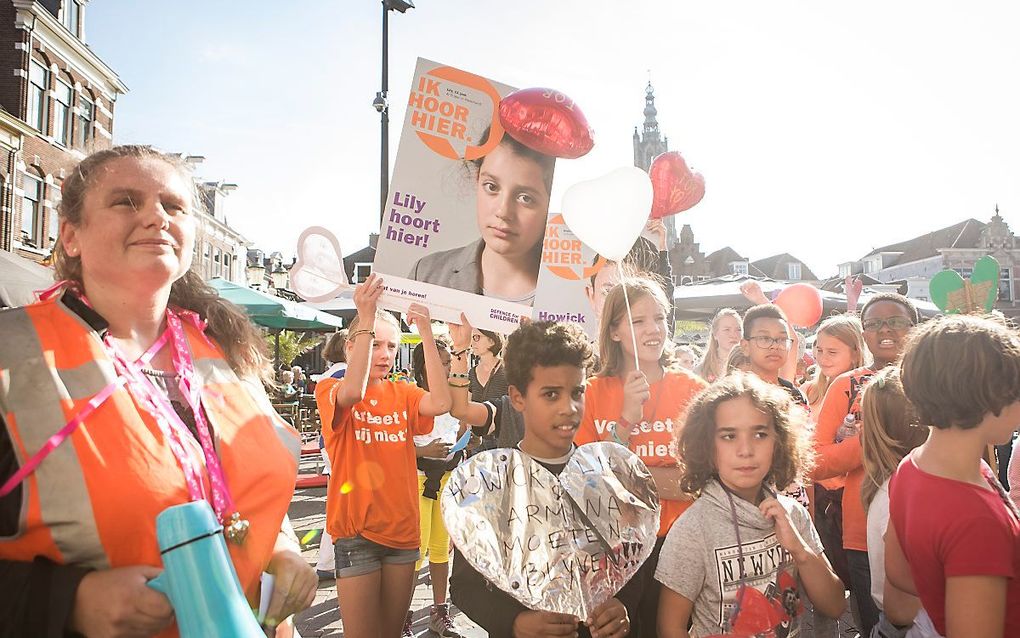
[575,370,708,537]
[811,366,875,551]
[318,378,434,550]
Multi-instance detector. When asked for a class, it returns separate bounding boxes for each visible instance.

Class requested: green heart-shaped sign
[929,255,1000,314]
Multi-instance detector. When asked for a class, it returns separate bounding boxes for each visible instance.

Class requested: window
[223,253,232,279]
[54,79,73,146]
[28,60,49,132]
[63,1,79,34]
[21,173,42,245]
[77,95,93,148]
[730,261,748,276]
[1000,268,1013,302]
[48,183,61,247]
[354,262,372,284]
[787,262,802,281]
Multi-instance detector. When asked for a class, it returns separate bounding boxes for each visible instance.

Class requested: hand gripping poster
[372,58,555,333]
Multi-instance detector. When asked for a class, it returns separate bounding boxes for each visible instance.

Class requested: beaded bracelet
[451,348,470,358]
[449,372,470,380]
[350,329,376,340]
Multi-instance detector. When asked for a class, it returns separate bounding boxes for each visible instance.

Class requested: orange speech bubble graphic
[409,66,504,160]
[542,214,607,281]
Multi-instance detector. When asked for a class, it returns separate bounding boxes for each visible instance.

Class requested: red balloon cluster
[649,152,706,219]
[774,284,824,328]
[498,88,595,159]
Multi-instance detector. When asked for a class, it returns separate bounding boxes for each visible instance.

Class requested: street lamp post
[375,0,414,225]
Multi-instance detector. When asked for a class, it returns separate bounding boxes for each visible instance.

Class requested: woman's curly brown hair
[674,372,815,497]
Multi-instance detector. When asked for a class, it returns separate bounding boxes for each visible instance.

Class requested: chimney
[369,233,379,250]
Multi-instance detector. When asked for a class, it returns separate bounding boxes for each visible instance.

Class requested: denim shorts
[333,534,420,578]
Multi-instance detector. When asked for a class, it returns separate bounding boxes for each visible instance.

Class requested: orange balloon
[773,284,823,328]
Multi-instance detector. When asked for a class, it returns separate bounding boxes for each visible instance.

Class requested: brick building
[0,0,126,259]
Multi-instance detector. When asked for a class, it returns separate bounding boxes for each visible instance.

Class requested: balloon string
[618,263,641,372]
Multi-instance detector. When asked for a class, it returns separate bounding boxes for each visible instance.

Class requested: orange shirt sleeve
[314,377,343,433]
[400,382,435,437]
[811,372,863,481]
[575,378,604,445]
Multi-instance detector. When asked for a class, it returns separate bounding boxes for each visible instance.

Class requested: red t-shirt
[575,369,708,537]
[889,453,1020,636]
[318,378,434,549]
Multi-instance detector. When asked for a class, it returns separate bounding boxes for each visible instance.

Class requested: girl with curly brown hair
[655,372,845,637]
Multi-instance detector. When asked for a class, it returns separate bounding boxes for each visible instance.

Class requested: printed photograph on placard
[372,57,557,333]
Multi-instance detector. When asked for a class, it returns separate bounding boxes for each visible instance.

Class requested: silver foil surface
[442,442,661,618]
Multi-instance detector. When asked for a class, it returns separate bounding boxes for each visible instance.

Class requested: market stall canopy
[0,249,53,308]
[672,275,940,322]
[207,277,344,331]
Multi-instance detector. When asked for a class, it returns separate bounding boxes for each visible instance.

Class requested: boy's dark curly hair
[504,321,594,395]
[675,372,815,496]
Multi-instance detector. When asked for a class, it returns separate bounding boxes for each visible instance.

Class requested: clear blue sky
[87,0,1020,277]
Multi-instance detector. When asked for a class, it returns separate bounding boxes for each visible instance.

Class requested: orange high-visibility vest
[0,295,299,634]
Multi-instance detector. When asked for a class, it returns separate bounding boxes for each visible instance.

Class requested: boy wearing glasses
[812,293,919,636]
[740,304,807,406]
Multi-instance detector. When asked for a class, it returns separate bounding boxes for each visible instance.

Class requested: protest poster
[442,442,660,619]
[372,57,556,333]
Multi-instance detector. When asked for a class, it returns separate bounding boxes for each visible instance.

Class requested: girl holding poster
[409,130,555,305]
[574,277,708,637]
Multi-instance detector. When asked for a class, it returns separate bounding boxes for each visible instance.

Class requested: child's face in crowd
[510,364,586,459]
[677,350,696,371]
[585,262,621,322]
[713,395,776,503]
[714,315,743,358]
[366,320,399,381]
[611,295,668,365]
[862,301,914,365]
[742,318,791,376]
[475,143,550,261]
[814,332,856,379]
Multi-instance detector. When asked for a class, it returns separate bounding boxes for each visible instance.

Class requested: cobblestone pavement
[289,460,861,637]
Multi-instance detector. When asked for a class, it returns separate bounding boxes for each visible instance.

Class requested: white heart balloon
[289,226,352,302]
[561,167,653,262]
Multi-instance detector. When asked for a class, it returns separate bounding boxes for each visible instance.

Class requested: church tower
[632,82,676,245]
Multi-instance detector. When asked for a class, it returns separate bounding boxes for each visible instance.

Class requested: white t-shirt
[866,478,943,638]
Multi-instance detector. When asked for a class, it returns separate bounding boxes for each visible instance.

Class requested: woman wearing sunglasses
[811,293,919,636]
[463,328,508,455]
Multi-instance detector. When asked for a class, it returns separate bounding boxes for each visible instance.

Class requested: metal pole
[379,2,389,225]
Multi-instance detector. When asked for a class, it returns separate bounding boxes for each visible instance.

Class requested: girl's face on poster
[475,143,550,260]
[713,395,776,503]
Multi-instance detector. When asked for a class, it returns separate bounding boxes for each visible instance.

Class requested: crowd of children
[314,268,1020,638]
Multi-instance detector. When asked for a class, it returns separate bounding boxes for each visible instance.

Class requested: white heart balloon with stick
[289,226,352,302]
[561,167,654,369]
[561,167,653,262]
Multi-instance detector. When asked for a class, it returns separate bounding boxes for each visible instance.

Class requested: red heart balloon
[498,87,595,159]
[774,283,824,328]
[649,151,706,218]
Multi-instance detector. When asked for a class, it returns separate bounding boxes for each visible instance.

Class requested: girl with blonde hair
[695,308,742,382]
[803,314,866,415]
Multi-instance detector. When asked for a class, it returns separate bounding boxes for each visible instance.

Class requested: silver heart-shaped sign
[290,226,352,302]
[442,442,660,618]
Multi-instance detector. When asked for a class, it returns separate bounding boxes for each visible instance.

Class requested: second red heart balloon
[498,88,595,159]
[649,151,706,218]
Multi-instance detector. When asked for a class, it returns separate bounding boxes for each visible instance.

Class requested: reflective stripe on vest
[0,301,107,566]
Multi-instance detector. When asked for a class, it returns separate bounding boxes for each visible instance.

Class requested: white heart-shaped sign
[442,442,660,619]
[561,167,653,262]
[369,399,378,407]
[290,226,352,302]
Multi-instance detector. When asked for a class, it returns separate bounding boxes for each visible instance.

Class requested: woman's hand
[448,313,473,351]
[645,219,667,251]
[407,303,434,339]
[353,273,384,321]
[759,497,810,561]
[68,565,174,638]
[620,370,650,425]
[263,549,317,628]
[512,610,579,637]
[587,597,630,638]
